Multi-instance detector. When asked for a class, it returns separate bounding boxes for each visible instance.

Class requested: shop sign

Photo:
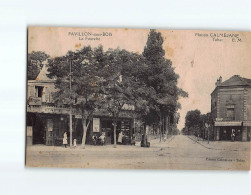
[93,118,100,132]
[75,115,82,119]
[226,105,235,109]
[28,97,42,106]
[27,126,32,136]
[215,121,242,127]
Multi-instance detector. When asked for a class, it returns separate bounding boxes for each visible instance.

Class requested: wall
[218,87,244,121]
[27,80,55,103]
[211,89,218,120]
[245,88,251,122]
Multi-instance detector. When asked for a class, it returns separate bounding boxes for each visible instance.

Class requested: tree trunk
[143,121,147,146]
[113,119,117,148]
[159,113,162,142]
[165,116,168,139]
[81,118,87,149]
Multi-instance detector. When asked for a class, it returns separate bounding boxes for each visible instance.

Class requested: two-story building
[26,65,136,146]
[211,75,251,141]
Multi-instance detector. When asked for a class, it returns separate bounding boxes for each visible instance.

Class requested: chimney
[215,76,222,87]
[219,76,222,84]
[215,79,219,87]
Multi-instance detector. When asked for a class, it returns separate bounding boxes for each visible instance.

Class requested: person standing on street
[118,131,123,144]
[231,129,235,142]
[63,132,68,148]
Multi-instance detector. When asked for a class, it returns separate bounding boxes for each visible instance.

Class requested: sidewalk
[148,135,174,148]
[187,135,250,152]
[27,143,143,152]
[26,136,174,152]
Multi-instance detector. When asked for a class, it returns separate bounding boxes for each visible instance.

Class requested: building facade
[26,66,136,146]
[211,75,251,141]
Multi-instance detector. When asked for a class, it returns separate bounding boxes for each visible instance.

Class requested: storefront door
[46,119,54,145]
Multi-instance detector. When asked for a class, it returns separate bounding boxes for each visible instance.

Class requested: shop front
[90,117,134,145]
[26,112,69,146]
[214,121,243,141]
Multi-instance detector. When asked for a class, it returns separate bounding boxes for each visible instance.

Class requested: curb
[186,136,240,152]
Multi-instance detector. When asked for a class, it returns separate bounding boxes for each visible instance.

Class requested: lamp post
[205,113,212,144]
[69,58,73,147]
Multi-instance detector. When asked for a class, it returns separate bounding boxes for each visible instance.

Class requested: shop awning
[243,121,251,126]
[214,121,242,127]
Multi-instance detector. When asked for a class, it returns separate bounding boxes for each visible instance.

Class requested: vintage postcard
[26,26,251,170]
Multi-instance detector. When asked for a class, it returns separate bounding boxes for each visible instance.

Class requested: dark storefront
[26,112,69,146]
[98,118,133,145]
[218,126,242,141]
[214,121,243,141]
[27,112,134,146]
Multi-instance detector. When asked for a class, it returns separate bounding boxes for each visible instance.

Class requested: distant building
[211,75,251,141]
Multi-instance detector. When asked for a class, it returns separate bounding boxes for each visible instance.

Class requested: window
[226,108,234,120]
[35,86,43,97]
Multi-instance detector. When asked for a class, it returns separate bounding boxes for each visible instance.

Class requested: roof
[219,75,251,87]
[211,75,251,95]
[35,65,54,81]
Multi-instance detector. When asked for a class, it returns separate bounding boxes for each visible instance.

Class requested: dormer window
[35,86,44,97]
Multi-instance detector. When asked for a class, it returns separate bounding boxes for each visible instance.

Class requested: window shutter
[45,87,50,103]
[28,85,35,97]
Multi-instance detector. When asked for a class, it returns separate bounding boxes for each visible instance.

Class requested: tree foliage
[27,51,49,80]
[185,109,207,136]
[44,29,188,147]
[141,30,188,140]
[47,46,104,148]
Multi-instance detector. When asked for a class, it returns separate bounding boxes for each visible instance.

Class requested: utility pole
[69,58,73,147]
[205,113,210,144]
[159,112,162,142]
[203,117,205,141]
[207,126,210,144]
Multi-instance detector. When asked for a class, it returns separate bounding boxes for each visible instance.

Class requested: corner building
[211,75,251,141]
[26,66,136,146]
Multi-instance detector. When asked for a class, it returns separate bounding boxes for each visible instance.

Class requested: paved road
[26,135,250,170]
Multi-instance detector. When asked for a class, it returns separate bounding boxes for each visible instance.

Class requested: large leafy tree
[47,46,104,148]
[141,29,188,141]
[99,49,141,148]
[45,29,188,148]
[27,51,49,80]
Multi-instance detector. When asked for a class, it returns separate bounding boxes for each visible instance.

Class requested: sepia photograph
[26,27,251,170]
[2,1,251,195]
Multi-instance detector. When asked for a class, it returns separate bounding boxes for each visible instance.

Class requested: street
[26,135,250,170]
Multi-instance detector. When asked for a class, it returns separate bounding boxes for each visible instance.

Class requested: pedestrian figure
[92,135,97,145]
[231,129,235,142]
[73,139,77,147]
[131,134,136,146]
[63,132,68,148]
[118,131,123,144]
[99,132,106,145]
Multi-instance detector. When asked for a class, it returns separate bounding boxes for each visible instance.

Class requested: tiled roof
[219,75,251,87]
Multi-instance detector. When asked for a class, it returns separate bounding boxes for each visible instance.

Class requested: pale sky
[28,27,251,130]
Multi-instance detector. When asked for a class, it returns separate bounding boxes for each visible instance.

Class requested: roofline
[28,79,55,84]
[211,86,218,96]
[211,84,251,95]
